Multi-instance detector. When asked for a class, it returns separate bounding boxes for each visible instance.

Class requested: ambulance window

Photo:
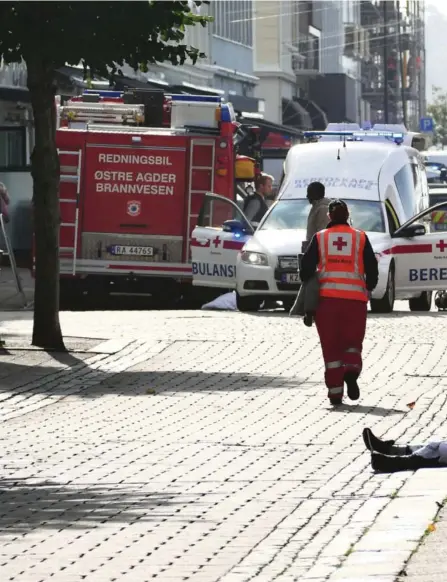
[394,164,416,218]
[385,201,399,235]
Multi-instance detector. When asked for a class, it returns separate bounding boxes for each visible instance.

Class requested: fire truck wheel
[59,278,83,310]
[236,292,262,313]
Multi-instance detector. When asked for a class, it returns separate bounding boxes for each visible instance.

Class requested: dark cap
[328,199,348,213]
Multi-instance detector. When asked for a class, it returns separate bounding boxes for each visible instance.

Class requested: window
[211,0,253,47]
[0,127,27,170]
[260,199,386,233]
[385,200,400,235]
[394,164,416,219]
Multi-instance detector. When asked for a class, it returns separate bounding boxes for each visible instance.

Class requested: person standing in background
[243,173,274,227]
[0,182,10,223]
[304,181,331,251]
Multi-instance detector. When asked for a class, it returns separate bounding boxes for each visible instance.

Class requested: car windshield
[259,199,386,233]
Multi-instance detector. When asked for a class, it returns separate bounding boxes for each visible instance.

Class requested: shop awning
[294,96,328,130]
[113,75,169,91]
[282,97,312,130]
[170,81,224,97]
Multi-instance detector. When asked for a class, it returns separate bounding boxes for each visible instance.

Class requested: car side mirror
[222,219,251,235]
[395,222,426,238]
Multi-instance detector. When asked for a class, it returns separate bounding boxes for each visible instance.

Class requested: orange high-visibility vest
[317,225,368,302]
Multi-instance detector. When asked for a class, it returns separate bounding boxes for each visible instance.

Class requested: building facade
[311,0,371,125]
[361,0,426,129]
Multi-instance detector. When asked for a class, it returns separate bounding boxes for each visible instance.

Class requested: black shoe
[363,428,395,454]
[371,452,440,473]
[303,313,313,327]
[344,371,360,401]
[329,397,343,406]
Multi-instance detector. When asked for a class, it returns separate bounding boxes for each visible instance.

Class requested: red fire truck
[49,88,263,306]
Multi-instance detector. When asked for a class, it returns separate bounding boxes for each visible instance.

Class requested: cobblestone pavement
[0,304,447,582]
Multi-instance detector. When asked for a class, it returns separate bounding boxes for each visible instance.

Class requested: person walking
[299,199,378,406]
[304,181,331,250]
[243,172,273,227]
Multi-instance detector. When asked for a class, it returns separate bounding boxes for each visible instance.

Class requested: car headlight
[241,251,269,266]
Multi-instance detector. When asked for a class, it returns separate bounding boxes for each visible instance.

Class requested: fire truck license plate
[282,273,300,283]
[109,245,154,256]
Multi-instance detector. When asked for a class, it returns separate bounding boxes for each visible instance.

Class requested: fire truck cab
[50,88,262,305]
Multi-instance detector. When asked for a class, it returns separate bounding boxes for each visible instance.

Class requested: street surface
[0,303,447,581]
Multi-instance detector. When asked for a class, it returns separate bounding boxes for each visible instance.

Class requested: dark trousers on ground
[314,297,367,400]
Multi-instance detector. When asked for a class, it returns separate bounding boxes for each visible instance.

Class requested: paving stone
[0,304,446,581]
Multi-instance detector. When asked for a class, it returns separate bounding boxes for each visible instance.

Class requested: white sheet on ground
[201,291,237,311]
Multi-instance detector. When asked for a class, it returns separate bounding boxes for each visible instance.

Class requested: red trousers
[314,297,367,400]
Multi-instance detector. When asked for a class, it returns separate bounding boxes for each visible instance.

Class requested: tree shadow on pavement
[46,349,87,368]
[0,356,303,399]
[330,403,404,416]
[0,478,198,534]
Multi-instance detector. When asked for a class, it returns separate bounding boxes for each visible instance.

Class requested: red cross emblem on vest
[436,239,447,253]
[333,236,348,251]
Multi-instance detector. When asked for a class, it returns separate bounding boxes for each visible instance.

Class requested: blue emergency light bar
[303,130,404,138]
[303,129,405,145]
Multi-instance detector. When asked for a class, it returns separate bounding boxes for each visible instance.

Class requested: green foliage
[0,1,212,75]
[428,86,447,146]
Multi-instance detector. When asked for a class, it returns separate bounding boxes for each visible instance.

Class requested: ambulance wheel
[236,292,261,312]
[409,291,432,312]
[370,266,395,314]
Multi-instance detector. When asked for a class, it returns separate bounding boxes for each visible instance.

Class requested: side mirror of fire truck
[223,219,252,236]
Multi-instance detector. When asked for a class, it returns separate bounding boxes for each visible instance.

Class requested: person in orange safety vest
[299,199,379,406]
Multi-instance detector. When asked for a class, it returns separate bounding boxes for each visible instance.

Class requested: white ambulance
[191,124,447,313]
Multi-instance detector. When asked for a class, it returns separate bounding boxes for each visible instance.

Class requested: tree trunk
[26,58,65,350]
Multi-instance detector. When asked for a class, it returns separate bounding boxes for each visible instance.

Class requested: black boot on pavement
[371,452,440,473]
[303,313,313,327]
[345,371,360,401]
[329,396,343,406]
[363,428,396,454]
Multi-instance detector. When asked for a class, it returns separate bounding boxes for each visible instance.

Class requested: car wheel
[370,266,395,314]
[409,291,432,312]
[236,292,262,312]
